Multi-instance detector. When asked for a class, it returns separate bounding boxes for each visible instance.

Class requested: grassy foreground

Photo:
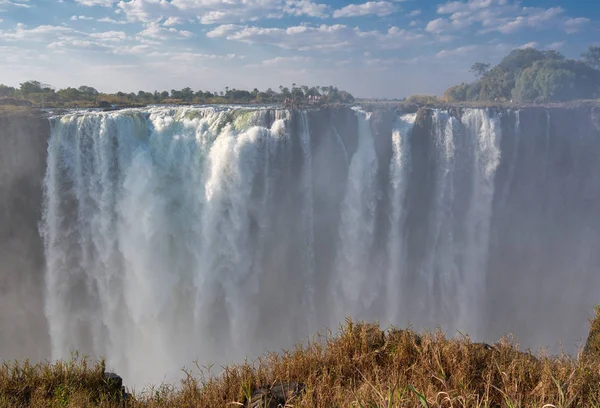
[2,309,600,408]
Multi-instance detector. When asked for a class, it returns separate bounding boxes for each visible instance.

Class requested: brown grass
[2,310,600,407]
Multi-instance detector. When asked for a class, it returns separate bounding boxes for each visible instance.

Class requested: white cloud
[146,51,241,62]
[426,17,468,34]
[546,41,565,50]
[97,17,128,24]
[75,0,118,7]
[564,17,590,34]
[117,0,329,24]
[90,31,128,41]
[333,1,397,18]
[207,23,423,51]
[284,0,328,18]
[0,25,76,41]
[437,0,508,14]
[74,0,116,6]
[163,16,184,26]
[436,44,478,58]
[0,0,31,8]
[409,9,421,17]
[496,7,564,34]
[430,0,572,35]
[71,15,95,20]
[137,21,193,40]
[262,56,311,65]
[518,41,538,49]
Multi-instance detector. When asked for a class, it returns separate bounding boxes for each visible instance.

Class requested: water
[39,106,600,387]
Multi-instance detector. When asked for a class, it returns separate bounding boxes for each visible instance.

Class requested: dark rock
[98,101,112,108]
[248,382,304,408]
[103,372,123,389]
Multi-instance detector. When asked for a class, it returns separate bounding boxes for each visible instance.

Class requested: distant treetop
[444,45,600,104]
[0,82,354,109]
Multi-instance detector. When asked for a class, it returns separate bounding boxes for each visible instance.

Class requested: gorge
[1,105,600,387]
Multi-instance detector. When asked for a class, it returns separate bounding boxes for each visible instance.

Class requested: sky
[0,0,598,98]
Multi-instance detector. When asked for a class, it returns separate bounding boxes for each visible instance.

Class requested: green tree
[0,84,16,98]
[444,83,469,102]
[19,80,43,97]
[582,46,600,70]
[513,58,600,103]
[470,62,491,79]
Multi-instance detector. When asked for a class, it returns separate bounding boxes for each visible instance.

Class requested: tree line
[0,82,355,108]
[443,45,600,104]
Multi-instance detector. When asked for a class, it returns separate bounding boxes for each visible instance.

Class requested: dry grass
[3,310,600,408]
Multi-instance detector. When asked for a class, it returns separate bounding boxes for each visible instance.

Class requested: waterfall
[333,109,378,322]
[386,112,416,325]
[38,105,600,387]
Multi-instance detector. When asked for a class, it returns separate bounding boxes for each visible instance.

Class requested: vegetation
[0,82,354,109]
[2,308,600,407]
[406,94,442,106]
[444,45,600,104]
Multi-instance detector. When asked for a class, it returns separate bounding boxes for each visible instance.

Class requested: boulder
[247,382,304,408]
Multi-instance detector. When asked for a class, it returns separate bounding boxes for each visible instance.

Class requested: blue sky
[0,0,597,98]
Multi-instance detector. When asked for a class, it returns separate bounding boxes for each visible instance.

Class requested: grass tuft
[2,312,600,407]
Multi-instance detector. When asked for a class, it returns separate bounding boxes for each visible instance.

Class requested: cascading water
[333,109,379,322]
[36,105,600,387]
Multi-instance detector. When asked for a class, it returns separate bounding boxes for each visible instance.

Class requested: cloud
[333,1,397,18]
[71,15,95,20]
[89,31,128,41]
[518,41,538,49]
[564,17,590,34]
[496,7,564,34]
[207,23,423,51]
[163,16,184,26]
[409,9,421,17]
[145,51,241,62]
[261,56,311,65]
[117,0,329,25]
[436,44,478,58]
[74,0,116,6]
[546,41,565,50]
[426,17,468,34]
[0,0,31,8]
[137,22,193,40]
[437,0,508,14]
[430,0,572,35]
[0,24,76,41]
[97,17,128,24]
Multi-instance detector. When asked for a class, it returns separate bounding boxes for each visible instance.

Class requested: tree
[512,58,600,103]
[19,80,43,97]
[444,83,469,102]
[470,62,491,79]
[78,86,98,96]
[0,84,16,98]
[582,46,600,70]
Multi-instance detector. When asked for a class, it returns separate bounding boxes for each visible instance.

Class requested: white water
[333,110,378,321]
[40,106,522,387]
[386,113,416,325]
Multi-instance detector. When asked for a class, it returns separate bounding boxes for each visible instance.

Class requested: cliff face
[0,112,50,361]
